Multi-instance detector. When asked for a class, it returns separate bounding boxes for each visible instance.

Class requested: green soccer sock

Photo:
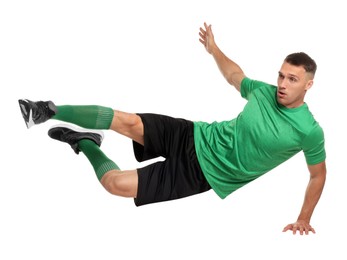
[52,105,114,129]
[78,139,120,181]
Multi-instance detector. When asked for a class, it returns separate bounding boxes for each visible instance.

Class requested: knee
[100,171,137,197]
[112,111,144,144]
[101,171,123,195]
[114,111,142,129]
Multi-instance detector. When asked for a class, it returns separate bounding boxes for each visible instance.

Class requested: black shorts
[133,113,211,206]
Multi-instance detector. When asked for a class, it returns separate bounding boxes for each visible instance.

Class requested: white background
[1,0,346,259]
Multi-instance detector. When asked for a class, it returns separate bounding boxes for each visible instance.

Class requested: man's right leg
[18,99,144,144]
[18,99,113,129]
[19,100,143,198]
[18,99,57,128]
[110,110,144,146]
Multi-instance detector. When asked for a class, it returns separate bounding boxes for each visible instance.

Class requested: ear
[305,79,314,91]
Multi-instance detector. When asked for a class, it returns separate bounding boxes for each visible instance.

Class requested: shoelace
[35,102,51,121]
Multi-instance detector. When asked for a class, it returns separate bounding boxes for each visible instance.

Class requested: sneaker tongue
[34,101,56,123]
[47,101,57,115]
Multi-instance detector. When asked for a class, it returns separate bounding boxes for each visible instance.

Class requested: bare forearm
[210,45,245,90]
[199,22,245,90]
[283,162,326,235]
[297,174,326,222]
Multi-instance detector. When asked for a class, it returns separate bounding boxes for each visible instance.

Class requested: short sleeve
[240,77,252,99]
[302,125,326,165]
[240,77,271,100]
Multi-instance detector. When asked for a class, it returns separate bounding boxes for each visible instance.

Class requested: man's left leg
[48,124,138,198]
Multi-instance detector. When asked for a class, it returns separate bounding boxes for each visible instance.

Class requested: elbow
[225,72,245,91]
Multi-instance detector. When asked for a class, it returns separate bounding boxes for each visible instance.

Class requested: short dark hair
[284,52,317,76]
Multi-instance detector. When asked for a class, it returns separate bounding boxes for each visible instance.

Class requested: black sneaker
[48,124,104,154]
[18,99,57,128]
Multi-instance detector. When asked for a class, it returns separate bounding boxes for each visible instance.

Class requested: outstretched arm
[283,161,327,235]
[199,22,246,92]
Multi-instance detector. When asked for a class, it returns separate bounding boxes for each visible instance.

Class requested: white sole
[49,123,105,142]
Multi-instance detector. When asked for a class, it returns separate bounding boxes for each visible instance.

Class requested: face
[277,62,314,108]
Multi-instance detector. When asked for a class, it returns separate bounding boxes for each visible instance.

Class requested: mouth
[277,90,286,98]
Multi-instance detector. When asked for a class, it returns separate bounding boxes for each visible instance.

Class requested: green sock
[78,139,120,181]
[52,105,114,129]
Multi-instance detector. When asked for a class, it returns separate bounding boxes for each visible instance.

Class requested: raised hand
[199,22,216,54]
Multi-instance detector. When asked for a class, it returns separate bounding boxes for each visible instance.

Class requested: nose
[278,79,287,89]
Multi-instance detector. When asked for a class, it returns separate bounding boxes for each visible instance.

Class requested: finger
[299,227,304,235]
[306,225,315,234]
[207,24,213,35]
[203,22,212,34]
[305,228,309,235]
[292,226,297,235]
[198,34,206,43]
[205,24,210,35]
[282,225,292,232]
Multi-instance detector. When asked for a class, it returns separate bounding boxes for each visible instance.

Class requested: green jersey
[194,77,326,199]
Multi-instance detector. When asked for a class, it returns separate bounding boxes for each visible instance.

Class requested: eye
[278,73,285,79]
[289,76,297,83]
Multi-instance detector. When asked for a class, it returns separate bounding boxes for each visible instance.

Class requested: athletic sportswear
[133,114,211,206]
[18,99,57,128]
[194,77,326,199]
[48,124,104,154]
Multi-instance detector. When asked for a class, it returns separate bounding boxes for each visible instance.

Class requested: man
[18,22,326,235]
